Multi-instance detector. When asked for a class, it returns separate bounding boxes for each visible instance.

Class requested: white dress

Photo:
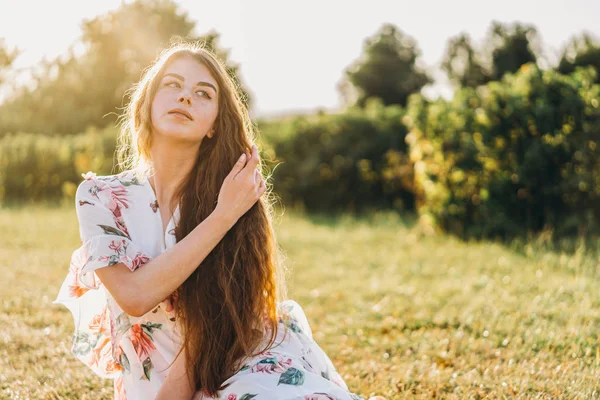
[54,170,366,400]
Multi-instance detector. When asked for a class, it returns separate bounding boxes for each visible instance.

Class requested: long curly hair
[115,40,289,396]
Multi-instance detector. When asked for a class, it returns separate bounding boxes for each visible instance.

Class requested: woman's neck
[148,135,201,210]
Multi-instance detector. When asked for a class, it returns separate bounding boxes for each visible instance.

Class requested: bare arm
[95,144,265,317]
[95,210,234,317]
[156,351,195,400]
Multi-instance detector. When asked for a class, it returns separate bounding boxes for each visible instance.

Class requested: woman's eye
[164,82,211,99]
[196,90,211,99]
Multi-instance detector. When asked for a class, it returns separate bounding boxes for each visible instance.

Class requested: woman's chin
[155,126,202,142]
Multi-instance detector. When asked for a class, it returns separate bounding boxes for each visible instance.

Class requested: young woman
[55,42,384,400]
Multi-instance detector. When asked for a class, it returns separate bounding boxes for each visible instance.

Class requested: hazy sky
[1,0,599,117]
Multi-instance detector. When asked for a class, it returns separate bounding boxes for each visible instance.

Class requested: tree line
[1,0,599,241]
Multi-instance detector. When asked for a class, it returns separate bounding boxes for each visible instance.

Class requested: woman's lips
[169,112,192,121]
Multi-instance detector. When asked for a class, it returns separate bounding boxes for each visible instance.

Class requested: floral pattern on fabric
[54,171,159,381]
[193,301,366,400]
[55,170,367,400]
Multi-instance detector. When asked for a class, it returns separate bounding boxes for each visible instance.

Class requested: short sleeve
[53,172,153,378]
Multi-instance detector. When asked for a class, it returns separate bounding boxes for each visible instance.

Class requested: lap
[194,300,365,400]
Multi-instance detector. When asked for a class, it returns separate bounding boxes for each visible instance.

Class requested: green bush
[0,126,119,205]
[405,64,600,239]
[3,64,598,244]
[264,100,415,213]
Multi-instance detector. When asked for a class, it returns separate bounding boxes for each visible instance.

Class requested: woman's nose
[178,93,191,105]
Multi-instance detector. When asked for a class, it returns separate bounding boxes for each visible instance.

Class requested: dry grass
[1,204,600,399]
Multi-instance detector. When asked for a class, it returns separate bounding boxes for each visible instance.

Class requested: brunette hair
[116,40,288,396]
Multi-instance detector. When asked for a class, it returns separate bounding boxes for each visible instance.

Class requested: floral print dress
[54,169,366,400]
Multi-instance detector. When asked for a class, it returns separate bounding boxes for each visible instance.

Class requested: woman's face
[150,55,219,143]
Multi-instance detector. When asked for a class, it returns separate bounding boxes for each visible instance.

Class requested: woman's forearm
[156,350,195,400]
[96,210,236,317]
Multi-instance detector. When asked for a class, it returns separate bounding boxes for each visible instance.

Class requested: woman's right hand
[214,144,266,226]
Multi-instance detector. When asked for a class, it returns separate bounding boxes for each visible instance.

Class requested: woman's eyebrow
[163,72,218,94]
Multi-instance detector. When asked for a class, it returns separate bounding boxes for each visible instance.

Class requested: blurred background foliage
[0,0,249,136]
[1,0,599,242]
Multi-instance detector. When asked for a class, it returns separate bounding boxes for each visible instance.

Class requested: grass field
[1,204,600,399]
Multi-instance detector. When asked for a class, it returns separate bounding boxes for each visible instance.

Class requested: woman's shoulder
[77,169,145,189]
[76,169,148,204]
[79,169,142,183]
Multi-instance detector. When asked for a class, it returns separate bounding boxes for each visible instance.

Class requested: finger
[240,146,260,178]
[249,144,260,168]
[254,169,261,184]
[230,153,247,178]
